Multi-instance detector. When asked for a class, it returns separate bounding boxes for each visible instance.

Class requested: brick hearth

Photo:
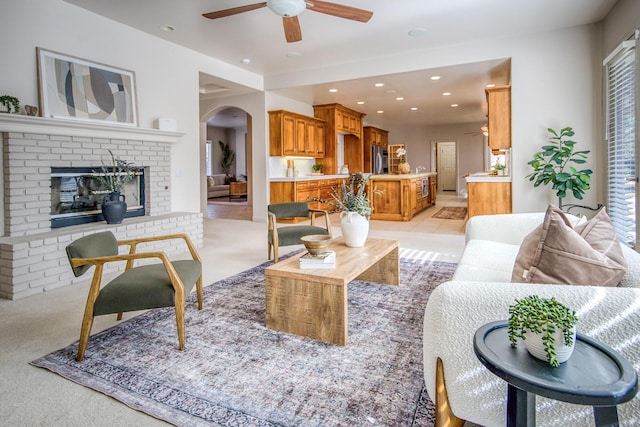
[0,115,203,300]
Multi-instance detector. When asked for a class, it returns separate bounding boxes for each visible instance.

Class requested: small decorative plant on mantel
[0,95,20,114]
[508,295,579,367]
[526,127,592,209]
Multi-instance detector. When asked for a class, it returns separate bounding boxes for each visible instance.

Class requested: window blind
[605,36,637,247]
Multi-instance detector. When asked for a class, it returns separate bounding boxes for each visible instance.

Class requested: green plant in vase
[0,95,20,114]
[508,295,578,367]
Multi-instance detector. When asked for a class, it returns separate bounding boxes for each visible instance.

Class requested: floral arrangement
[396,147,407,163]
[308,172,382,220]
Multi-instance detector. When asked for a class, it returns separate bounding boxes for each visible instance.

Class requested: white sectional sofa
[423,212,640,427]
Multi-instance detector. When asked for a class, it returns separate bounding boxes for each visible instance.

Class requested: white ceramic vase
[340,211,369,247]
[524,326,576,365]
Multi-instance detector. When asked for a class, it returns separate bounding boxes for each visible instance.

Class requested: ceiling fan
[465,124,489,137]
[202,0,373,43]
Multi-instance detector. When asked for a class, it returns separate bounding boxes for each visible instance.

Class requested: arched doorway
[202,106,253,220]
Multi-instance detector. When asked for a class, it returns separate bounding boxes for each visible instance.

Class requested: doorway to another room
[205,107,252,221]
[434,141,458,193]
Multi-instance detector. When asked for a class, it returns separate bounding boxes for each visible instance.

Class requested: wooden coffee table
[265,237,399,345]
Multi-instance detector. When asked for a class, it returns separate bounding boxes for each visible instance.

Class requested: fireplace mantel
[0,114,184,143]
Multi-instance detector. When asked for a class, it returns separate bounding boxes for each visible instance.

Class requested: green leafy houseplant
[308,172,382,220]
[218,140,236,177]
[508,295,578,367]
[95,150,139,194]
[494,162,506,171]
[526,127,592,208]
[0,95,20,114]
[312,163,323,173]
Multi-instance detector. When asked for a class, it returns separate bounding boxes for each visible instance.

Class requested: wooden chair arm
[267,212,277,232]
[118,233,202,269]
[309,209,331,236]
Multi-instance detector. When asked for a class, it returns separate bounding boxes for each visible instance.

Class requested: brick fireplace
[0,115,203,300]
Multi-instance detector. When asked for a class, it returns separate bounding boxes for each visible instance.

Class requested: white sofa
[423,213,640,427]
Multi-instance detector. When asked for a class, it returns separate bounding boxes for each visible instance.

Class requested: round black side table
[473,321,638,427]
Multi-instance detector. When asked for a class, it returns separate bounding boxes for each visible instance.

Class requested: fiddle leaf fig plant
[508,295,578,367]
[526,127,592,208]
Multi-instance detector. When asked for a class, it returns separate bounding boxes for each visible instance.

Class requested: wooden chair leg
[435,357,465,427]
[77,315,94,362]
[174,296,186,351]
[267,242,272,260]
[116,312,123,320]
[274,246,279,263]
[196,276,203,310]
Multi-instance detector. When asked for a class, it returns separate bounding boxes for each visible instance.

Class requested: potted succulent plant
[494,162,506,175]
[308,172,382,247]
[526,127,592,209]
[312,163,324,175]
[0,95,20,114]
[508,295,579,367]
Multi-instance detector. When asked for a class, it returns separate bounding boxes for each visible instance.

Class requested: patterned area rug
[32,257,456,426]
[432,207,468,220]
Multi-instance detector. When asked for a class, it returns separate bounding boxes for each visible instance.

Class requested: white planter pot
[524,326,576,365]
[340,211,369,247]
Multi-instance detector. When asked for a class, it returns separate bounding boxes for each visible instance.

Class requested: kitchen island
[368,173,437,221]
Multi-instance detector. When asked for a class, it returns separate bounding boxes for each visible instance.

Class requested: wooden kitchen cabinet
[467,181,512,218]
[269,110,326,157]
[269,178,346,213]
[387,144,405,174]
[369,174,434,221]
[314,103,366,174]
[485,86,511,149]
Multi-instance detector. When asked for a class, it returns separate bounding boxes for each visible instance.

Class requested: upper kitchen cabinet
[314,103,366,174]
[485,85,511,149]
[269,110,326,158]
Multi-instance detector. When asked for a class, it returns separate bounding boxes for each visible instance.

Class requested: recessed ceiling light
[160,25,175,32]
[286,51,302,58]
[451,104,459,107]
[377,110,384,114]
[329,88,338,93]
[357,101,365,105]
[430,76,441,81]
[408,28,426,37]
[396,97,404,101]
[375,83,384,87]
[442,92,451,96]
[410,107,418,111]
[485,84,496,88]
[240,58,251,65]
[386,89,397,94]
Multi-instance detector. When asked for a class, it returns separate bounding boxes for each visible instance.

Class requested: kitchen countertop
[465,172,512,183]
[270,174,349,182]
[370,172,436,180]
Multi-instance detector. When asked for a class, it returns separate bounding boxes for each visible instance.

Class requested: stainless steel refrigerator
[372,146,388,174]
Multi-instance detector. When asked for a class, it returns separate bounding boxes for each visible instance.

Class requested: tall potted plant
[526,127,593,209]
[219,141,236,181]
[309,172,381,247]
[96,150,139,224]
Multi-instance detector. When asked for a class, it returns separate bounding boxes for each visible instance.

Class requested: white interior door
[437,142,457,191]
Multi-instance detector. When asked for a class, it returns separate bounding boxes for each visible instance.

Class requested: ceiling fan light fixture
[267,0,306,17]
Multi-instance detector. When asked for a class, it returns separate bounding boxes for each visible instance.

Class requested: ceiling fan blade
[202,2,267,19]
[306,0,373,23]
[283,16,302,43]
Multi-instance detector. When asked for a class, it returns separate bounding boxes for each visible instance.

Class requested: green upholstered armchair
[66,232,203,361]
[267,202,332,263]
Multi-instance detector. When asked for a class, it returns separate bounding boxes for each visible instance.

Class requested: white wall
[1,0,263,219]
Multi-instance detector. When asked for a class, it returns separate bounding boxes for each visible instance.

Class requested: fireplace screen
[51,167,145,228]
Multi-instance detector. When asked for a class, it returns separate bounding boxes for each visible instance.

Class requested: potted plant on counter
[312,163,324,175]
[308,172,382,247]
[494,162,506,176]
[507,295,579,367]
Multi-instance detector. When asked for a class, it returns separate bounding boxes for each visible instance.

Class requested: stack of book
[299,250,336,269]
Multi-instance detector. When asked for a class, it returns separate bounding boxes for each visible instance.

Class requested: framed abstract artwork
[37,48,138,126]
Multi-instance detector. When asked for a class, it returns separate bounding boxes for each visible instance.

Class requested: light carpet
[432,207,468,220]
[31,257,456,426]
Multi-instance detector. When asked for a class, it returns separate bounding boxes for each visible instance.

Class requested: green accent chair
[66,232,203,361]
[268,202,332,263]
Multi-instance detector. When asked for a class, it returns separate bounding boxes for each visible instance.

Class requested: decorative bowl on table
[300,234,331,255]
